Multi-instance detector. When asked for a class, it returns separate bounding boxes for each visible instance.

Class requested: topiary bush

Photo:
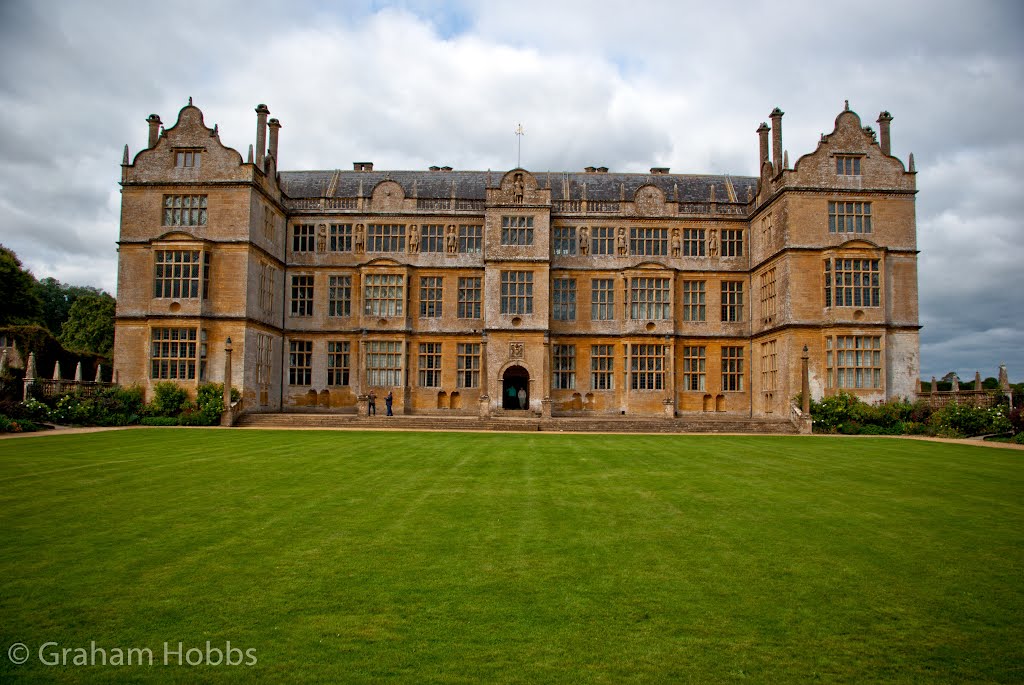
[140,416,180,426]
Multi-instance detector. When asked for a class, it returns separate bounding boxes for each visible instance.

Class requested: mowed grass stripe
[0,429,1021,684]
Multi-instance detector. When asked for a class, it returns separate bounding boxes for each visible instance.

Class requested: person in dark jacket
[385,391,394,416]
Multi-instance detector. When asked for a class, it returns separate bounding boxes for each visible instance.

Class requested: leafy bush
[140,416,179,426]
[45,386,144,426]
[20,397,50,421]
[1014,432,1024,445]
[151,382,190,417]
[1009,407,1023,436]
[929,402,1009,438]
[0,414,46,433]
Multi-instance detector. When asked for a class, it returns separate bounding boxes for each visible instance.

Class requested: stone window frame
[328,274,352,317]
[162,194,207,227]
[682,346,706,391]
[367,224,407,253]
[258,262,276,314]
[174,150,201,169]
[630,277,671,321]
[824,257,880,308]
[154,249,207,299]
[417,342,442,388]
[721,281,744,322]
[366,340,403,387]
[721,346,744,392]
[681,280,706,322]
[290,274,314,317]
[761,339,778,408]
[629,227,668,256]
[760,268,777,324]
[590,226,615,255]
[500,270,533,315]
[552,278,576,322]
[553,344,576,390]
[720,229,744,257]
[420,224,445,253]
[362,273,405,318]
[288,339,313,386]
[501,216,534,246]
[292,223,315,252]
[329,224,353,252]
[459,224,484,254]
[419,276,443,318]
[256,333,273,395]
[456,342,481,388]
[591,278,615,321]
[553,226,577,256]
[835,155,863,176]
[682,228,705,257]
[327,341,351,387]
[826,335,882,390]
[828,201,872,234]
[590,344,614,390]
[457,277,482,319]
[150,327,197,380]
[630,343,665,391]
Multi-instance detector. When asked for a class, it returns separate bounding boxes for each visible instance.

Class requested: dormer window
[835,155,861,176]
[175,150,200,168]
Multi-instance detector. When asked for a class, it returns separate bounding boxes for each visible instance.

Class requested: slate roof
[279,170,757,204]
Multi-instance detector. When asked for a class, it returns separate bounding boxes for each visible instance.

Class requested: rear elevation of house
[113,100,919,418]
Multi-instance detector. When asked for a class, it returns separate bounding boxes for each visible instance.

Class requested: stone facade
[114,100,920,417]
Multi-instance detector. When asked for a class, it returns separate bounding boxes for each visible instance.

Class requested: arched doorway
[502,365,530,410]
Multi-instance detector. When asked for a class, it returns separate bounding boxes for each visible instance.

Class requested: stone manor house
[113,100,920,419]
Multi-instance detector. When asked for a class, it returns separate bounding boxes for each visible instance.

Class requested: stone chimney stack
[267,118,281,164]
[146,114,162,149]
[877,111,893,156]
[769,108,784,173]
[254,104,270,169]
[756,122,770,169]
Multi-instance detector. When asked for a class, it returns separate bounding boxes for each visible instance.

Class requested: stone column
[801,345,810,414]
[254,104,269,169]
[221,338,233,426]
[541,333,552,418]
[356,332,369,417]
[478,332,490,417]
[664,336,676,417]
[756,122,770,169]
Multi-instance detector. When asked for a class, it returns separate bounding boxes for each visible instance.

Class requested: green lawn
[0,429,1021,684]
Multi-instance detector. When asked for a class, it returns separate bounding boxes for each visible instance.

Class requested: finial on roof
[820,133,826,142]
[673,182,678,202]
[783,150,789,169]
[247,144,253,163]
[746,185,753,201]
[122,144,129,165]
[908,152,915,172]
[709,184,716,202]
[212,124,218,136]
[189,96,193,106]
[160,126,165,137]
[844,99,849,111]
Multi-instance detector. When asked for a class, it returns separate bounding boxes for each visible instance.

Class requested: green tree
[34,277,102,337]
[59,292,115,356]
[0,245,42,326]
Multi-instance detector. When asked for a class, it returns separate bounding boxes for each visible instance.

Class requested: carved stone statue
[513,173,525,204]
[354,223,365,253]
[445,224,458,254]
[708,228,719,257]
[670,228,681,257]
[408,224,420,254]
[616,227,627,256]
[316,223,327,252]
[578,227,590,256]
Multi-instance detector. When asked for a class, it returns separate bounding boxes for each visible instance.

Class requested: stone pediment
[370,180,406,212]
[633,184,666,216]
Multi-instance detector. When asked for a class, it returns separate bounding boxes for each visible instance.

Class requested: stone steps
[234,412,798,434]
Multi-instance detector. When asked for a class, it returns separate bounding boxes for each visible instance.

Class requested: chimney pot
[769,108,784,174]
[146,114,162,149]
[650,167,669,175]
[877,110,893,156]
[756,122,770,169]
[254,104,270,170]
[267,117,281,164]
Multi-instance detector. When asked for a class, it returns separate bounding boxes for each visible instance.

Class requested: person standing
[385,391,394,417]
[517,387,527,410]
[368,390,377,416]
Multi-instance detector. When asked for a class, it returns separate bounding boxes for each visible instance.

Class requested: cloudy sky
[0,0,1021,381]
